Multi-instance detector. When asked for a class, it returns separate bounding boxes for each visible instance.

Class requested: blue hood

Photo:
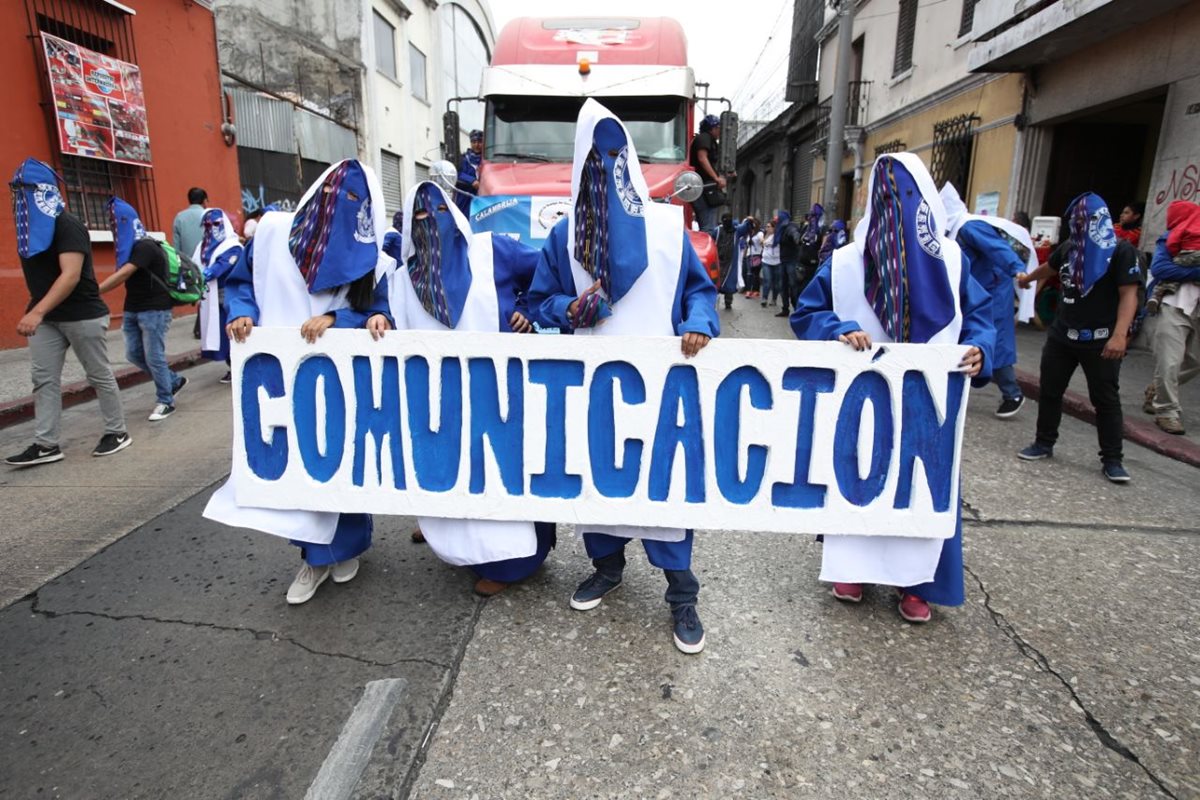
[11,158,65,259]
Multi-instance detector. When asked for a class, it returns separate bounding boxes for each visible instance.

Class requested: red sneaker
[898,592,932,623]
[831,582,863,602]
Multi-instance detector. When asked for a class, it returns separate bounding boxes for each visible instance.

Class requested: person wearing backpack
[98,197,188,421]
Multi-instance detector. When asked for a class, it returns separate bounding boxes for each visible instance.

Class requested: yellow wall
[812,73,1025,229]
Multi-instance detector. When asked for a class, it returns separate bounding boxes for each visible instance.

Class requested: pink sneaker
[831,582,863,602]
[898,593,932,623]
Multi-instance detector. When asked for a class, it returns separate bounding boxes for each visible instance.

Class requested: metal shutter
[791,140,814,215]
[414,162,430,184]
[381,150,402,215]
[959,0,980,36]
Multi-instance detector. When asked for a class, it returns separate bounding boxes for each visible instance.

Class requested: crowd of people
[6,99,1196,650]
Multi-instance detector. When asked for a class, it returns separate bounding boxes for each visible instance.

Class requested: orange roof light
[578,57,591,75]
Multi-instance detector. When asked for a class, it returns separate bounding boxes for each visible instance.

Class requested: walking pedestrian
[5,158,130,467]
[773,210,803,317]
[174,187,208,340]
[195,209,240,383]
[385,178,556,597]
[204,159,393,605]
[761,220,780,308]
[790,153,994,623]
[1144,202,1200,435]
[530,99,719,654]
[1017,193,1142,482]
[97,198,188,422]
[745,218,764,298]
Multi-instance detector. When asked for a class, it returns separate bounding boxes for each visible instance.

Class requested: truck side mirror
[442,111,461,166]
[718,111,738,175]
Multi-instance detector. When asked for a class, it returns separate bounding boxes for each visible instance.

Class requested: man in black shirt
[1016,193,1141,482]
[98,197,187,422]
[5,158,129,468]
[689,114,724,238]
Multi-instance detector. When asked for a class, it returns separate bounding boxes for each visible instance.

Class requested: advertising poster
[42,33,152,166]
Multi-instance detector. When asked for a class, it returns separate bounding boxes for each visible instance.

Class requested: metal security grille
[893,0,918,76]
[931,114,979,198]
[414,162,430,185]
[380,150,403,215]
[874,139,907,157]
[23,0,158,230]
[959,0,981,36]
[791,141,814,216]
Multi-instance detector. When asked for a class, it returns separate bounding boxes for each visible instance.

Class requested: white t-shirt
[762,238,781,265]
[1164,280,1200,314]
[748,231,764,257]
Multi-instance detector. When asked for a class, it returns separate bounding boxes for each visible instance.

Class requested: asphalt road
[0,298,1197,799]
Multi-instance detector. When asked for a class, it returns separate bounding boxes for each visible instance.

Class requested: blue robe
[955,220,1024,370]
[455,151,481,218]
[529,217,718,569]
[225,245,394,566]
[790,259,994,605]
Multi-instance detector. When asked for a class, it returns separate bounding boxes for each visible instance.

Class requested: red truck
[442,16,734,279]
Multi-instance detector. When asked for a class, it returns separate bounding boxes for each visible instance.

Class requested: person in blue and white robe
[790,153,995,623]
[715,213,752,308]
[941,183,1037,419]
[454,129,484,218]
[528,99,720,654]
[384,179,557,597]
[194,208,240,377]
[204,159,394,606]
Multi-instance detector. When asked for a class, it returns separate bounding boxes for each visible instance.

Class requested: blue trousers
[123,309,182,405]
[992,364,1022,401]
[583,530,699,608]
[293,513,372,566]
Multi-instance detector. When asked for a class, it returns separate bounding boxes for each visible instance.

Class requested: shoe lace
[581,572,611,593]
[674,604,700,631]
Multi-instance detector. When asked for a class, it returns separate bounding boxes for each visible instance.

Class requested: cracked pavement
[0,303,1197,798]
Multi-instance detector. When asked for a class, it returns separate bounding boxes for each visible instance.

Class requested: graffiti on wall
[1154,162,1199,207]
[241,185,296,214]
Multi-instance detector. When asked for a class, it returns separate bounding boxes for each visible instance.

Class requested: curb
[0,349,206,430]
[1014,367,1200,469]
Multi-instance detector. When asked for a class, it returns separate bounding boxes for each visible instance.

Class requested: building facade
[1,0,242,350]
[969,0,1198,249]
[811,0,1025,230]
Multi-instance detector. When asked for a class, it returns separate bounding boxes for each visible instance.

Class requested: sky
[484,0,796,125]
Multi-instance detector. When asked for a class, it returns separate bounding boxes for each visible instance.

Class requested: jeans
[1151,302,1200,420]
[28,315,126,447]
[691,198,719,239]
[1035,334,1124,462]
[123,309,181,406]
[992,364,1022,401]
[779,260,801,311]
[585,535,700,608]
[761,263,777,302]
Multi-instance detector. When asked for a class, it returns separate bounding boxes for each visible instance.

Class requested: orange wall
[0,1,242,350]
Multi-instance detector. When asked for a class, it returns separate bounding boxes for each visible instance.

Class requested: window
[893,0,918,76]
[410,44,428,102]
[59,155,149,231]
[380,150,403,215]
[373,11,396,79]
[440,4,491,134]
[931,114,979,199]
[959,0,981,36]
[874,138,907,157]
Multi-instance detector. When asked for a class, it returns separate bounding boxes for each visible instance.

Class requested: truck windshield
[486,96,687,164]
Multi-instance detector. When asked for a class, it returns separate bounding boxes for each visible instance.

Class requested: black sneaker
[1017,442,1053,460]
[5,443,64,467]
[671,604,706,654]
[219,371,232,385]
[172,375,189,397]
[995,396,1024,419]
[92,432,132,457]
[1102,461,1131,483]
[569,571,622,611]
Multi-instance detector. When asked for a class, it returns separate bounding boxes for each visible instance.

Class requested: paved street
[0,301,1197,799]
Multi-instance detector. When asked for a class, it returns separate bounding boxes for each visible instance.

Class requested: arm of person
[959,260,996,383]
[330,277,395,331]
[961,221,1025,282]
[203,247,243,285]
[17,251,89,335]
[225,238,261,341]
[172,215,182,252]
[527,222,579,331]
[789,262,864,345]
[674,236,719,356]
[492,234,540,332]
[694,148,722,188]
[97,263,138,294]
[1150,234,1200,282]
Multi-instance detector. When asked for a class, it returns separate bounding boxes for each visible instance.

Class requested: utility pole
[822,0,856,213]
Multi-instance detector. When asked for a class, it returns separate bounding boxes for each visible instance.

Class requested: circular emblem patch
[1088,207,1116,248]
[133,219,146,240]
[354,199,375,244]
[914,199,941,258]
[33,184,63,217]
[612,147,644,217]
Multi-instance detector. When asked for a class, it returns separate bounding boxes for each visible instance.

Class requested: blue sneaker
[569,571,622,611]
[1017,442,1053,461]
[671,605,705,654]
[1102,461,1131,483]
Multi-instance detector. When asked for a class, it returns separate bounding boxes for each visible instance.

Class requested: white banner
[229,329,972,538]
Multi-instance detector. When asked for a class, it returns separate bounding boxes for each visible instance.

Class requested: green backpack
[148,241,206,305]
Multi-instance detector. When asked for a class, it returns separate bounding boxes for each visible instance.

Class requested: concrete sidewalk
[0,312,208,427]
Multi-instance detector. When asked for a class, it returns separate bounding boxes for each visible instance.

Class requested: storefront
[0,0,241,349]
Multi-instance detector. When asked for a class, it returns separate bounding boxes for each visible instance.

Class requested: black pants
[1035,334,1124,462]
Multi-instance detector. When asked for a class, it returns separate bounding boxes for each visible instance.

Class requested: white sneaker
[330,558,360,584]
[148,403,175,421]
[286,563,331,605]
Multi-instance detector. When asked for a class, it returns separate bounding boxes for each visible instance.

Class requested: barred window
[959,0,981,36]
[931,114,979,199]
[874,139,907,158]
[893,0,918,76]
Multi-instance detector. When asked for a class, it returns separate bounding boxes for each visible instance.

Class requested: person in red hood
[1146,200,1200,313]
